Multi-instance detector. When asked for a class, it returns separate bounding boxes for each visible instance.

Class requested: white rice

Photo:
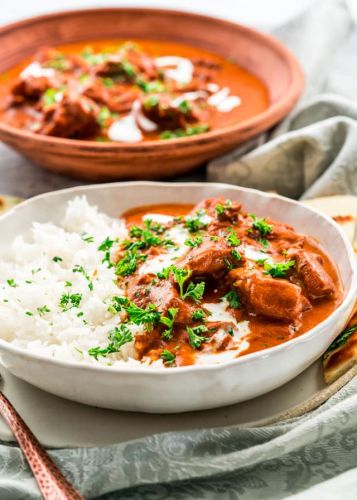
[0,196,148,368]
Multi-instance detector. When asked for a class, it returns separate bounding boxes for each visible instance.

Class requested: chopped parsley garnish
[185,236,203,248]
[7,279,18,288]
[25,311,33,316]
[115,249,146,277]
[160,349,176,366]
[98,237,116,268]
[65,281,72,287]
[325,325,357,354]
[44,54,70,71]
[158,265,205,303]
[42,88,63,108]
[88,324,133,359]
[226,230,241,247]
[143,95,159,109]
[184,209,209,233]
[215,199,232,217]
[223,290,241,309]
[81,232,95,243]
[137,79,166,93]
[107,296,128,315]
[231,249,241,261]
[81,47,109,66]
[187,325,208,349]
[160,125,209,140]
[157,266,172,279]
[37,305,51,316]
[191,309,206,321]
[101,77,114,88]
[249,214,273,237]
[178,100,191,114]
[160,308,178,340]
[170,267,190,297]
[182,281,205,303]
[59,292,82,311]
[98,237,115,251]
[97,106,117,127]
[259,238,270,250]
[124,220,171,252]
[263,259,295,278]
[223,257,233,270]
[124,302,160,330]
[52,256,63,263]
[72,265,94,291]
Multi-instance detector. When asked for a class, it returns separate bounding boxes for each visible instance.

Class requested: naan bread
[323,319,357,384]
[304,195,357,384]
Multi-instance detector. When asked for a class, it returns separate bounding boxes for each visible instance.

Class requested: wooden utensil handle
[0,392,83,499]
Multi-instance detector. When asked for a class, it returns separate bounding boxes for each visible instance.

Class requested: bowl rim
[0,181,355,376]
[0,7,304,150]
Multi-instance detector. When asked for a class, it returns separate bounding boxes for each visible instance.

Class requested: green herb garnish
[160,308,178,340]
[81,232,94,243]
[115,249,146,277]
[187,325,208,349]
[160,124,209,140]
[263,260,295,278]
[59,292,82,311]
[191,309,206,321]
[37,305,51,316]
[98,237,116,268]
[184,209,209,233]
[52,256,63,263]
[42,88,63,108]
[178,100,191,114]
[226,230,241,247]
[160,349,176,366]
[72,265,94,291]
[7,279,18,288]
[185,236,203,248]
[249,214,273,237]
[88,324,133,359]
[223,290,241,309]
[215,199,232,217]
[325,325,357,354]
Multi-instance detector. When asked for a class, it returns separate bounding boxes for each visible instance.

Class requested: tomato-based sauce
[0,39,269,143]
[116,199,343,367]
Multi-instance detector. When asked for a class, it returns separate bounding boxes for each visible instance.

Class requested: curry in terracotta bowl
[0,8,303,180]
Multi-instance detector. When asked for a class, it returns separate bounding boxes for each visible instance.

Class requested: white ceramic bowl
[0,182,356,413]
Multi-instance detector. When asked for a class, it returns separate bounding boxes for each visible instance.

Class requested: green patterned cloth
[0,378,356,499]
[208,0,357,200]
[1,0,357,499]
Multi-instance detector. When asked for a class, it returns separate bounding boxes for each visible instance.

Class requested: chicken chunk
[127,274,193,324]
[289,249,335,299]
[38,94,98,138]
[176,236,237,279]
[231,269,306,322]
[141,93,206,129]
[12,76,53,101]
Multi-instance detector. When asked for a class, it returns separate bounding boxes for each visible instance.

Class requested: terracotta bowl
[0,9,304,181]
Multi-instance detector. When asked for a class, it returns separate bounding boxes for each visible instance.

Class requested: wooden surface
[0,8,303,181]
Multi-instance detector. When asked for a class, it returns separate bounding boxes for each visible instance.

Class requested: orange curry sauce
[0,39,269,142]
[120,200,342,367]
